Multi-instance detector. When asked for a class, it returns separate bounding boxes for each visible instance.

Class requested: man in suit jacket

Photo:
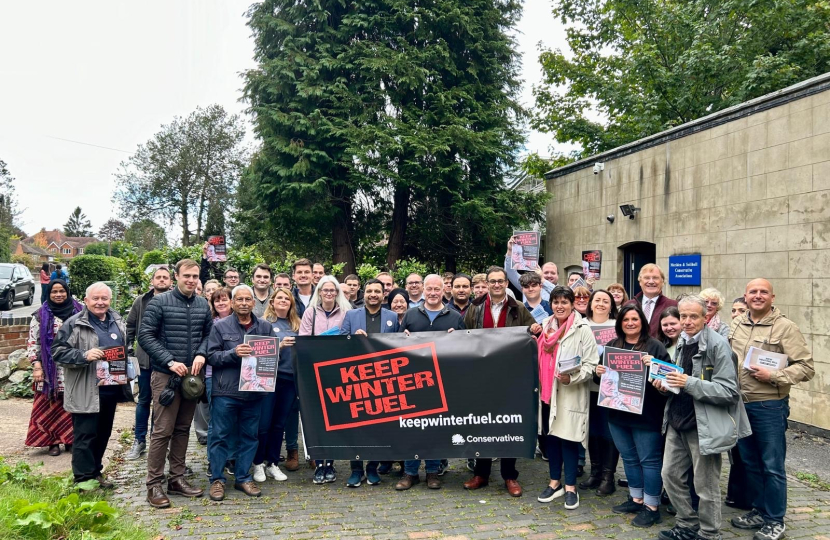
[339,279,399,487]
[626,263,678,338]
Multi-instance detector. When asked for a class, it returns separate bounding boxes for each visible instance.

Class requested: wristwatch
[167,359,176,368]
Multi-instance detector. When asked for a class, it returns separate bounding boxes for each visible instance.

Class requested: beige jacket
[537,313,600,447]
[728,307,814,403]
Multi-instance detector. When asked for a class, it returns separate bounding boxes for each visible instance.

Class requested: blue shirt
[524,299,553,316]
[425,308,442,323]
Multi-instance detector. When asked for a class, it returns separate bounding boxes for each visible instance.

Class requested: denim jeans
[285,396,300,451]
[738,398,789,523]
[134,367,153,444]
[350,460,379,473]
[206,380,236,461]
[608,422,664,507]
[255,377,297,465]
[404,459,441,476]
[209,395,261,484]
[546,435,580,486]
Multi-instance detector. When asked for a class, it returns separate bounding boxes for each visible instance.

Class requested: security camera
[619,204,641,219]
[606,214,615,224]
[593,162,605,175]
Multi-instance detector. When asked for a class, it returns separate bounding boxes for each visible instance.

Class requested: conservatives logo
[451,434,465,445]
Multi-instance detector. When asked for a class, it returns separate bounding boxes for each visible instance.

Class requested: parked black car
[0,263,36,310]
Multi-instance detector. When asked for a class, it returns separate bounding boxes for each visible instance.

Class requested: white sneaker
[266,463,287,481]
[252,463,266,483]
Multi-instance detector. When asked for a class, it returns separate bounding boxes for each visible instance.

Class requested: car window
[0,267,11,280]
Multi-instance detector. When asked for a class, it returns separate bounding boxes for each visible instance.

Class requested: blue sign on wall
[669,254,702,286]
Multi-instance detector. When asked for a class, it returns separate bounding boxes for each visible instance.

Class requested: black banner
[294,328,539,461]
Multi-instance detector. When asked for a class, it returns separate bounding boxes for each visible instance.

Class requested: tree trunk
[386,182,410,271]
[181,203,191,247]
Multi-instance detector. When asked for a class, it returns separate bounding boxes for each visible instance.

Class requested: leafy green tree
[83,241,134,259]
[0,159,20,262]
[532,0,830,156]
[98,219,127,243]
[124,219,167,253]
[114,105,246,245]
[63,207,93,237]
[240,0,547,273]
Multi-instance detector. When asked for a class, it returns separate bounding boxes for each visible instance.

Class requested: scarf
[537,312,575,404]
[707,312,723,333]
[38,279,82,399]
[482,295,508,329]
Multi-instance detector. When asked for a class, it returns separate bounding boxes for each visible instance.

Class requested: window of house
[79,248,84,254]
[62,247,71,255]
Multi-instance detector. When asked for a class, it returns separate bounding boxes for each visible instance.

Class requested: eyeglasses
[575,295,589,300]
[488,279,506,285]
[320,289,337,295]
[406,281,422,286]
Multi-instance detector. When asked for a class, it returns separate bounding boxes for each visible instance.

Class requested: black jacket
[126,289,157,370]
[137,287,213,375]
[206,312,273,401]
[400,305,466,333]
[292,286,315,318]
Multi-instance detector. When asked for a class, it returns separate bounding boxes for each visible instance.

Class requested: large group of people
[21,237,814,540]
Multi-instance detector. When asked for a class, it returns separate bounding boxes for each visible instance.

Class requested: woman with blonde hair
[252,287,300,482]
[699,287,729,337]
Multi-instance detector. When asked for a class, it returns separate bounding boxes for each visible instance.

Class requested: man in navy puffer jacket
[139,259,213,508]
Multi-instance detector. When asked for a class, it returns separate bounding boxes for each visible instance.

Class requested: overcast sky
[0,1,567,242]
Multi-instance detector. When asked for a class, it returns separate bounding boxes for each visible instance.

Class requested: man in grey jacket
[124,267,171,460]
[655,295,750,540]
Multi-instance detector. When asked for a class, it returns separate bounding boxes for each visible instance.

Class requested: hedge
[69,255,126,298]
[140,250,166,270]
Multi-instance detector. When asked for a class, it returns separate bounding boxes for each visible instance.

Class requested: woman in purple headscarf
[25,279,82,456]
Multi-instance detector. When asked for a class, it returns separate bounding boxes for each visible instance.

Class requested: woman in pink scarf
[699,288,729,338]
[536,286,599,511]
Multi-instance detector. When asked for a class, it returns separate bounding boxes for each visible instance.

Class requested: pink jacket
[299,305,346,336]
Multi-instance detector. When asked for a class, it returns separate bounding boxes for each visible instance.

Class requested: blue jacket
[206,312,274,401]
[340,307,399,335]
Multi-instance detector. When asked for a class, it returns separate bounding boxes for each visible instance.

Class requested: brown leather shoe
[505,479,522,497]
[426,473,442,489]
[395,474,420,491]
[48,445,61,456]
[95,475,115,489]
[463,475,489,490]
[284,449,299,471]
[234,481,261,497]
[209,480,225,501]
[147,485,170,508]
[167,477,204,498]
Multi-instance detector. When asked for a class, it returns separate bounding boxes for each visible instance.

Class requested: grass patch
[796,471,830,491]
[0,457,152,540]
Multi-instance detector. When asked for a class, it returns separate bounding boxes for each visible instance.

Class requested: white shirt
[489,295,507,324]
[642,295,659,322]
[298,293,311,307]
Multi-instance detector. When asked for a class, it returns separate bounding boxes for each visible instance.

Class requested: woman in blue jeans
[252,288,299,483]
[595,304,670,528]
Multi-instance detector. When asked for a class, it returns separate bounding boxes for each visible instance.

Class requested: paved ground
[5,279,42,317]
[109,438,830,540]
[3,397,830,539]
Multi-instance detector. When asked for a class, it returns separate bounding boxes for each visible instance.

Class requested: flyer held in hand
[239,335,279,392]
[294,328,538,460]
[96,346,127,386]
[598,347,647,415]
[510,231,540,271]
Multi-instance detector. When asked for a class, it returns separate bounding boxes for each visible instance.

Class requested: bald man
[728,278,814,540]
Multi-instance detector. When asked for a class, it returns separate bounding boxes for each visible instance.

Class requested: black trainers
[754,522,786,540]
[631,506,662,528]
[537,484,564,503]
[657,526,700,540]
[731,508,765,529]
[313,465,326,484]
[564,490,579,509]
[613,497,644,514]
[324,464,337,483]
[437,459,449,476]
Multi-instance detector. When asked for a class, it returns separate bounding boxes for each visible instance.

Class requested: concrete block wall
[0,316,31,360]
[545,88,830,430]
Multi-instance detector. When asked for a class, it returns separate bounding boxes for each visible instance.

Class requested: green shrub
[392,258,432,285]
[68,256,125,299]
[10,254,38,272]
[356,263,381,284]
[139,250,166,270]
[83,241,135,259]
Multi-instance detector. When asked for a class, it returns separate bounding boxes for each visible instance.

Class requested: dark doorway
[621,242,656,299]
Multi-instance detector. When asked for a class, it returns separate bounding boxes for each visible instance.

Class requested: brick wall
[0,317,31,359]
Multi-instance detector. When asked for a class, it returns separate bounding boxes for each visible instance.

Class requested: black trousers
[473,458,518,481]
[71,391,118,482]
